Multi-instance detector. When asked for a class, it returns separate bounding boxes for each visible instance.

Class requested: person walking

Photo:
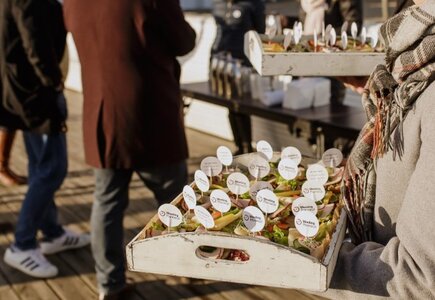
[0,0,90,278]
[63,0,196,298]
[211,0,266,155]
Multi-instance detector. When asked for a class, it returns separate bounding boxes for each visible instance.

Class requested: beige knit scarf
[342,3,435,244]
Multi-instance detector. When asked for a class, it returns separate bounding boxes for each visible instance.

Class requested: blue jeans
[91,161,187,294]
[14,94,68,250]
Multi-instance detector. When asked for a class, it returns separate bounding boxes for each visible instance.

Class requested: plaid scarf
[342,3,435,245]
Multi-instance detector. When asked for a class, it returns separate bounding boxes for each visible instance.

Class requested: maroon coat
[63,0,196,169]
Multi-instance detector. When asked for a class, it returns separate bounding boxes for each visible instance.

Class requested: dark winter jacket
[211,0,265,64]
[0,0,66,132]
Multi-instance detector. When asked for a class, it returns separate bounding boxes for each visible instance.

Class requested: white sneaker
[41,229,91,255]
[4,247,58,278]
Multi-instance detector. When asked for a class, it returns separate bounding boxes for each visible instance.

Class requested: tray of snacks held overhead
[244,21,385,76]
[127,141,347,291]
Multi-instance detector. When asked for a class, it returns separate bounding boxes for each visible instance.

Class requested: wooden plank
[0,203,60,300]
[0,267,20,300]
[254,286,327,300]
[1,200,97,300]
[53,175,145,300]
[55,175,179,300]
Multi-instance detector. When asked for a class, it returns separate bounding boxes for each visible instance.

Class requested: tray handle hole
[195,246,250,262]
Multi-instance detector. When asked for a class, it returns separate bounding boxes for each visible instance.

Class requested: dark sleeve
[11,0,62,88]
[339,0,363,29]
[251,0,266,34]
[154,0,196,56]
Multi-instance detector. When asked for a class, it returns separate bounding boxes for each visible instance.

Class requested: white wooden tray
[244,30,385,76]
[126,197,347,291]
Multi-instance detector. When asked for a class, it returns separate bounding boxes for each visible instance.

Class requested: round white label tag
[281,147,302,165]
[182,185,197,210]
[292,197,318,216]
[256,140,273,161]
[256,189,279,214]
[200,157,223,177]
[227,172,250,195]
[243,206,266,232]
[158,204,183,228]
[322,148,343,168]
[249,181,273,199]
[278,158,299,180]
[195,170,210,192]
[210,190,232,213]
[216,146,233,166]
[248,157,270,179]
[306,164,329,185]
[302,181,326,202]
[194,206,215,229]
[294,211,320,238]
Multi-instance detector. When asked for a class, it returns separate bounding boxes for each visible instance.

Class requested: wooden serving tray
[126,156,347,292]
[244,30,385,76]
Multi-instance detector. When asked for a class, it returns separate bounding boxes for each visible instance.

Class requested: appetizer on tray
[244,22,385,76]
[146,145,345,261]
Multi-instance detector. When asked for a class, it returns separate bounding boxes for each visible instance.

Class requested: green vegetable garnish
[293,239,310,254]
[151,222,165,231]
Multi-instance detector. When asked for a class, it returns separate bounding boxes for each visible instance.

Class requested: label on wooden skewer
[194,206,215,229]
[306,164,329,185]
[302,181,326,202]
[330,28,337,46]
[200,157,223,177]
[370,34,379,49]
[227,172,250,195]
[267,26,277,41]
[248,157,270,179]
[210,190,231,213]
[249,181,273,199]
[216,146,233,166]
[182,185,197,210]
[256,140,273,161]
[278,158,298,180]
[256,189,279,214]
[341,31,348,50]
[351,22,358,39]
[243,206,265,232]
[361,27,367,45]
[292,197,318,216]
[195,170,210,192]
[325,24,332,45]
[295,211,320,238]
[341,21,349,34]
[281,146,302,165]
[321,21,325,41]
[322,148,343,168]
[284,30,293,50]
[158,204,183,228]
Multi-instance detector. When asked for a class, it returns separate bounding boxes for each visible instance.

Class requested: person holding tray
[318,0,435,298]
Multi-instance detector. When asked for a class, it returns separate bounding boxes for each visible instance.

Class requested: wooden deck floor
[0,90,325,300]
